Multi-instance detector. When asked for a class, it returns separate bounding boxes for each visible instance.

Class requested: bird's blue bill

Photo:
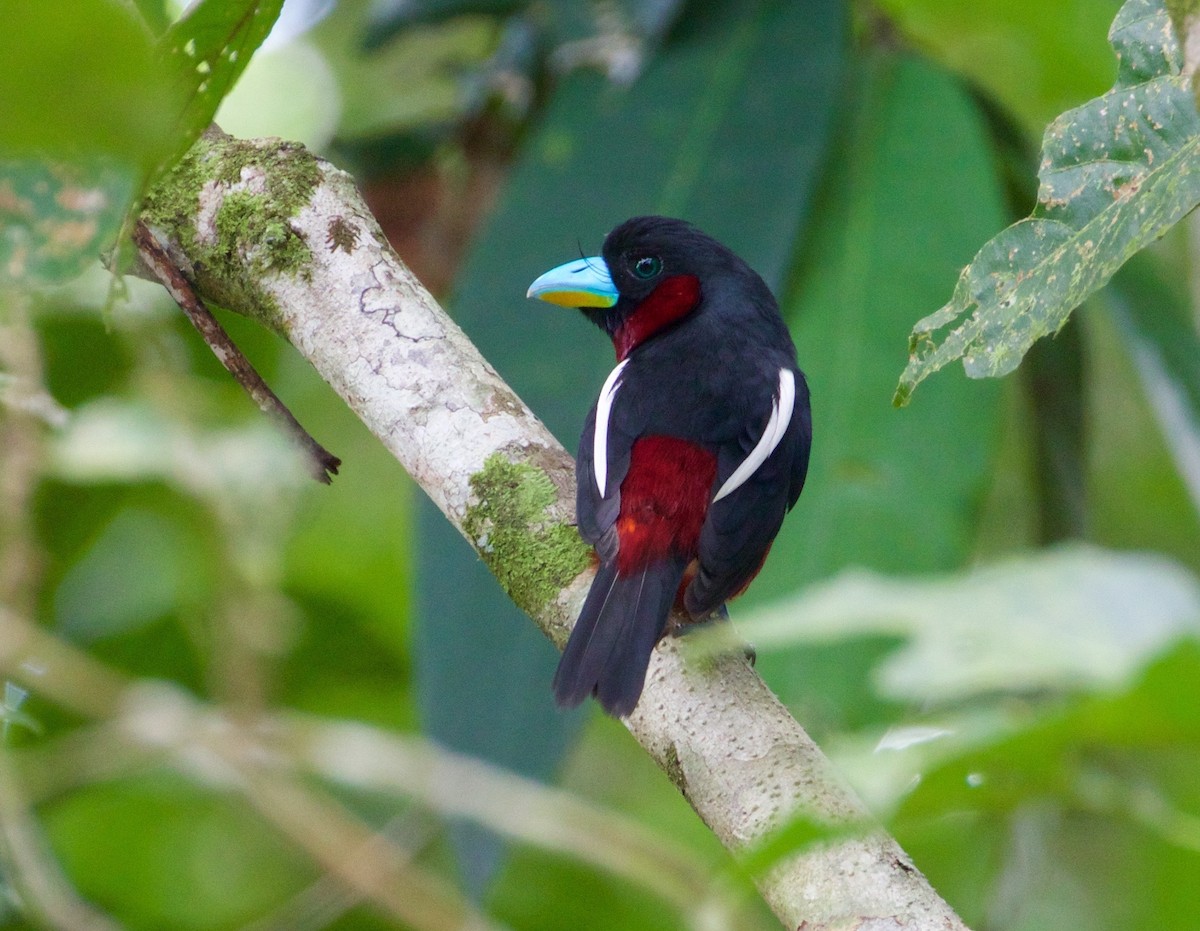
[527,257,618,308]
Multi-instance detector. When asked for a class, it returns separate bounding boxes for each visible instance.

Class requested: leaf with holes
[158,0,286,169]
[894,0,1200,405]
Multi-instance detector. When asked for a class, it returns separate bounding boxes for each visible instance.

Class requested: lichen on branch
[141,128,322,328]
[465,454,591,624]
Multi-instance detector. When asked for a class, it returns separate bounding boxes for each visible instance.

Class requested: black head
[586,216,775,354]
[599,216,746,306]
[528,215,781,358]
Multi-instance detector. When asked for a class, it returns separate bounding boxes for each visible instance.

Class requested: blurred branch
[0,608,127,721]
[0,754,121,931]
[0,612,737,929]
[0,298,120,930]
[228,764,498,931]
[280,715,734,924]
[241,810,440,931]
[130,128,971,931]
[3,653,744,928]
[0,291,52,620]
[0,612,496,931]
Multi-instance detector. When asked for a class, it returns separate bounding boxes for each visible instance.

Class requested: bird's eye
[632,255,662,280]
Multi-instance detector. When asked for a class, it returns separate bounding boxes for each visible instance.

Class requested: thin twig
[132,220,341,484]
[0,291,49,619]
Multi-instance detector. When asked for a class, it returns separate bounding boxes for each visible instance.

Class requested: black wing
[684,369,811,618]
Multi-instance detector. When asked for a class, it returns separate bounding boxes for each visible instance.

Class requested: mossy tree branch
[135,127,970,931]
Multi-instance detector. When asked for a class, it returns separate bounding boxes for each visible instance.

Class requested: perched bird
[527,216,811,716]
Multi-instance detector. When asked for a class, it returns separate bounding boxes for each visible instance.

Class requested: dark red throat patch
[613,274,701,361]
[615,435,716,576]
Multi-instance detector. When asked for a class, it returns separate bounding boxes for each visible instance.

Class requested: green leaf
[888,642,1200,928]
[0,159,137,286]
[895,0,1200,405]
[751,53,1007,611]
[1107,255,1200,516]
[0,0,176,163]
[0,0,284,285]
[873,0,1122,132]
[0,0,179,282]
[158,0,286,167]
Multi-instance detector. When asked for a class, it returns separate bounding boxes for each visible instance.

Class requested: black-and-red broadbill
[527,216,811,716]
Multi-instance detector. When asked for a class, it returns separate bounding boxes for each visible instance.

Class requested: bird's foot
[669,605,755,665]
[668,603,729,637]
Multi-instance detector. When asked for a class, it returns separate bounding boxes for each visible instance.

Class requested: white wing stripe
[712,368,795,503]
[593,359,629,497]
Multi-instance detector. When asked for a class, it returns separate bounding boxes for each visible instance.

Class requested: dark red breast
[614,435,716,576]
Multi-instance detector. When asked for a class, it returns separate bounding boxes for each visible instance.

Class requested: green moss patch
[141,136,322,327]
[464,454,590,618]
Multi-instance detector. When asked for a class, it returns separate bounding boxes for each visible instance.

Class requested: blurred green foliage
[1,0,1200,929]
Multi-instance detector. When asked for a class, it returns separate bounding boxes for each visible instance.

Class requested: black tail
[553,557,686,716]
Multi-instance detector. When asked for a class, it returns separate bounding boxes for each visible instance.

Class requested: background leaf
[755,54,1007,595]
[745,50,1010,719]
[53,509,198,643]
[873,0,1123,132]
[888,643,1200,930]
[1107,255,1200,516]
[741,545,1200,704]
[158,0,287,169]
[896,0,1200,403]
